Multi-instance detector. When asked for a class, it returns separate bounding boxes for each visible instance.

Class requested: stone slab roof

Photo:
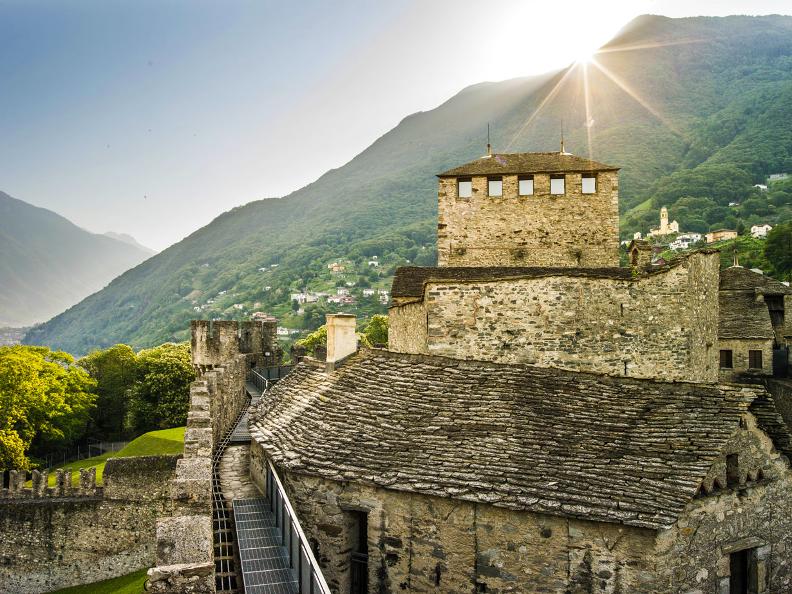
[438,152,619,177]
[720,266,792,294]
[391,266,632,299]
[249,350,786,530]
[719,291,774,340]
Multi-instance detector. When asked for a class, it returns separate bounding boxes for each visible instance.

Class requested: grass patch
[35,427,185,487]
[49,567,148,594]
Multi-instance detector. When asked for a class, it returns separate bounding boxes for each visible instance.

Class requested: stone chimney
[326,314,358,371]
[628,240,653,271]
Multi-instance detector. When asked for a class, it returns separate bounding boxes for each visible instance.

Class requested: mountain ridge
[0,191,154,327]
[23,14,792,354]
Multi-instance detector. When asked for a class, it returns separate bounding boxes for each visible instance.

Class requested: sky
[1,0,791,251]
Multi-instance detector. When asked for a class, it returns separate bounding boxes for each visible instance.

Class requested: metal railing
[265,459,332,594]
[248,365,293,393]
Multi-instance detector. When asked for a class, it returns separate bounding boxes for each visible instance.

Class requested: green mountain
[25,14,792,354]
[0,192,154,327]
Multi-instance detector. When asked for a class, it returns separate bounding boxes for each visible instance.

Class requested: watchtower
[436,152,620,267]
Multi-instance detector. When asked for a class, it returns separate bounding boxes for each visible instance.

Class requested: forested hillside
[25,14,792,354]
[0,192,154,327]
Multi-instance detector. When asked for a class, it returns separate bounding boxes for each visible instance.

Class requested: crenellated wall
[0,455,178,594]
[148,318,270,593]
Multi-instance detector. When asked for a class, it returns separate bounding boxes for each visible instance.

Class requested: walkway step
[233,497,298,594]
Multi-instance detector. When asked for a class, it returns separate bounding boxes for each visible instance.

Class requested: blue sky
[1,0,791,250]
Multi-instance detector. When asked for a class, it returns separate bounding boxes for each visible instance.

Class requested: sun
[573,47,597,65]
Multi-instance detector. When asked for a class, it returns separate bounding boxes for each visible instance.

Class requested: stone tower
[436,152,620,267]
[660,206,669,228]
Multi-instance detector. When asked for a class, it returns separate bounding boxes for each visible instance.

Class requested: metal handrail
[248,368,271,393]
[266,459,332,594]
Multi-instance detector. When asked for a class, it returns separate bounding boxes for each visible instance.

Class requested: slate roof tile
[249,350,786,530]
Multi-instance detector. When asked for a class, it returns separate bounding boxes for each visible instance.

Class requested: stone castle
[4,151,792,594]
[244,151,792,593]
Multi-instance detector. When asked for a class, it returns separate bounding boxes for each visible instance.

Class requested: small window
[550,175,565,195]
[518,176,534,196]
[458,178,472,198]
[488,177,503,197]
[720,349,733,369]
[748,350,763,369]
[582,175,596,194]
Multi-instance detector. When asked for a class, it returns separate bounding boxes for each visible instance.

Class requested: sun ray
[589,57,688,140]
[595,38,705,56]
[505,67,576,151]
[581,61,594,163]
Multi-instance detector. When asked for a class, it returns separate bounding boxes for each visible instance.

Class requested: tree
[126,343,195,434]
[765,222,792,279]
[78,344,137,440]
[0,346,96,469]
[295,326,327,356]
[362,314,388,347]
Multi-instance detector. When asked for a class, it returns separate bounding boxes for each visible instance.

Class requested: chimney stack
[326,314,358,371]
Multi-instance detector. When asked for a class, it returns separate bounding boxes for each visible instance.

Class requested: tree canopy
[0,346,96,469]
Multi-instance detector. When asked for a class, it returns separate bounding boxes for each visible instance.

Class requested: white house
[337,288,350,296]
[753,184,768,191]
[751,224,773,238]
[362,289,376,297]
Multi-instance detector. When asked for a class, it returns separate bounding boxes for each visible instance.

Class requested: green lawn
[36,427,185,487]
[49,568,148,594]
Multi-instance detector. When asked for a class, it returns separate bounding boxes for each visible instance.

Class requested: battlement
[191,318,278,372]
[1,468,100,500]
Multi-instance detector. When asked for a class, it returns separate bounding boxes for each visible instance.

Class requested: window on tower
[518,175,534,196]
[488,176,503,197]
[458,178,472,198]
[550,175,565,195]
[582,175,597,194]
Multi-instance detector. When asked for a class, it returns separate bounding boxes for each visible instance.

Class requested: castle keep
[436,152,619,267]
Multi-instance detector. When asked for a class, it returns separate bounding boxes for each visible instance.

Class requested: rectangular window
[457,178,472,198]
[720,349,733,369]
[582,175,597,194]
[550,175,565,195]
[488,176,503,197]
[518,175,534,196]
[749,350,763,369]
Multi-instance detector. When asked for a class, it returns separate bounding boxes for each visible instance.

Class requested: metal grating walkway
[234,497,298,594]
[229,383,262,443]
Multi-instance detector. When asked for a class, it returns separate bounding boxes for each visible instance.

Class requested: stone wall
[656,414,792,593]
[437,171,619,268]
[191,319,279,372]
[251,410,792,594]
[0,455,178,594]
[390,252,720,383]
[718,338,774,383]
[247,445,657,594]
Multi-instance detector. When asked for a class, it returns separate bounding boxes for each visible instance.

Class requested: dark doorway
[730,549,748,593]
[349,510,368,594]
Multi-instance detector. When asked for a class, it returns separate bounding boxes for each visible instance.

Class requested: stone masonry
[437,153,619,268]
[0,455,178,594]
[389,251,720,383]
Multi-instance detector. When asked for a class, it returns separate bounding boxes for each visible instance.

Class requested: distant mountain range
[0,192,154,327]
[103,232,156,256]
[24,14,792,354]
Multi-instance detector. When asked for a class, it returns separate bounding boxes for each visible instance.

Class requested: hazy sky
[2,0,791,250]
